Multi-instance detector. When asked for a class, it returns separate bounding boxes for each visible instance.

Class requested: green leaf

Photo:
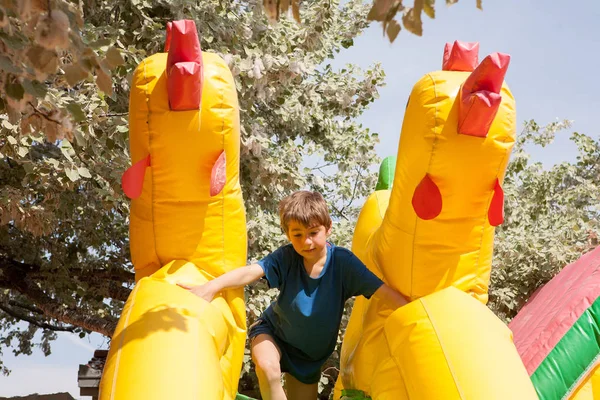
[67,103,86,123]
[95,67,113,97]
[369,0,397,22]
[22,80,48,98]
[0,31,27,50]
[65,167,80,182]
[0,55,21,74]
[341,38,354,49]
[73,129,86,147]
[386,19,401,42]
[17,147,29,157]
[402,6,423,36]
[78,167,92,178]
[105,47,125,69]
[5,81,24,100]
[22,162,34,174]
[423,0,435,18]
[88,38,112,49]
[60,145,74,162]
[64,63,90,86]
[26,46,58,75]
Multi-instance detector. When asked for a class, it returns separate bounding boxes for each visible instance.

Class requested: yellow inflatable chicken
[99,20,247,400]
[335,41,538,400]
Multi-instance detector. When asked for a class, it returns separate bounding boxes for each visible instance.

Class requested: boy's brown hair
[278,191,332,233]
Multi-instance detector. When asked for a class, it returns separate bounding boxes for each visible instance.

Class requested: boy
[178,191,407,400]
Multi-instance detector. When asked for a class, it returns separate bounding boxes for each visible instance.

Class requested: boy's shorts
[248,317,323,385]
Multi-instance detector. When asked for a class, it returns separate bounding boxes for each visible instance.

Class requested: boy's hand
[177,281,219,302]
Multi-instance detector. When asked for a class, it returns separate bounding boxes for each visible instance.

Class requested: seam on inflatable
[217,66,229,394]
[410,73,439,300]
[109,283,140,400]
[382,321,410,400]
[472,103,510,297]
[563,353,600,400]
[375,192,386,279]
[218,72,226,277]
[422,297,465,399]
[144,60,160,267]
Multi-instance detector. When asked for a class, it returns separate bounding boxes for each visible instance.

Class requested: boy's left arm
[373,283,409,309]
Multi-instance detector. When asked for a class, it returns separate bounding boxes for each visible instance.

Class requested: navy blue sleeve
[256,245,292,289]
[339,248,384,299]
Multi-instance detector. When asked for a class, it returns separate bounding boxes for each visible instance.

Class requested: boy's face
[286,220,331,262]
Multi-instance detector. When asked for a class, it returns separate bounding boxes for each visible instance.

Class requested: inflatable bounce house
[97,18,597,400]
[510,247,600,400]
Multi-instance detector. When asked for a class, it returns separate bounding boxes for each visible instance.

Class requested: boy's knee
[255,358,281,381]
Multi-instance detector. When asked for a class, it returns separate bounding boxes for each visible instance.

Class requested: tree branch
[0,303,77,332]
[8,300,43,315]
[1,257,117,336]
[340,165,363,215]
[106,281,131,302]
[329,202,350,221]
[27,102,61,125]
[30,267,135,285]
[98,112,128,117]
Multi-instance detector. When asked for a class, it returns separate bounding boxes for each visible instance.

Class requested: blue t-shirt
[257,243,383,362]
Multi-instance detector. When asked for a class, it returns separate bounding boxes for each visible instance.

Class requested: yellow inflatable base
[335,287,538,399]
[572,365,600,400]
[99,261,245,400]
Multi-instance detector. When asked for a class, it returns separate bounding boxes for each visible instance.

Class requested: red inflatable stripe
[510,247,600,374]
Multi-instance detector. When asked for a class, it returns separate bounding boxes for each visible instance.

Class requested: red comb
[166,20,203,111]
[458,52,510,137]
[443,41,479,72]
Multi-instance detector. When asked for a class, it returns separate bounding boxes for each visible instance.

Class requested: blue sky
[1,1,599,398]
[332,0,600,165]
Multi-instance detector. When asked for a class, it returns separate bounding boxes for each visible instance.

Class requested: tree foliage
[0,0,383,387]
[266,0,484,43]
[0,0,597,398]
[365,0,483,42]
[489,120,600,321]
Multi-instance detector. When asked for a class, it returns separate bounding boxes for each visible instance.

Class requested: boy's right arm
[177,263,265,302]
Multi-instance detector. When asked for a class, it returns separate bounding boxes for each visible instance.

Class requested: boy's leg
[283,373,318,400]
[251,333,287,400]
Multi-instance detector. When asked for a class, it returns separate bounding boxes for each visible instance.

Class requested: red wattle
[412,174,442,220]
[122,155,151,199]
[488,179,505,226]
[210,151,226,196]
